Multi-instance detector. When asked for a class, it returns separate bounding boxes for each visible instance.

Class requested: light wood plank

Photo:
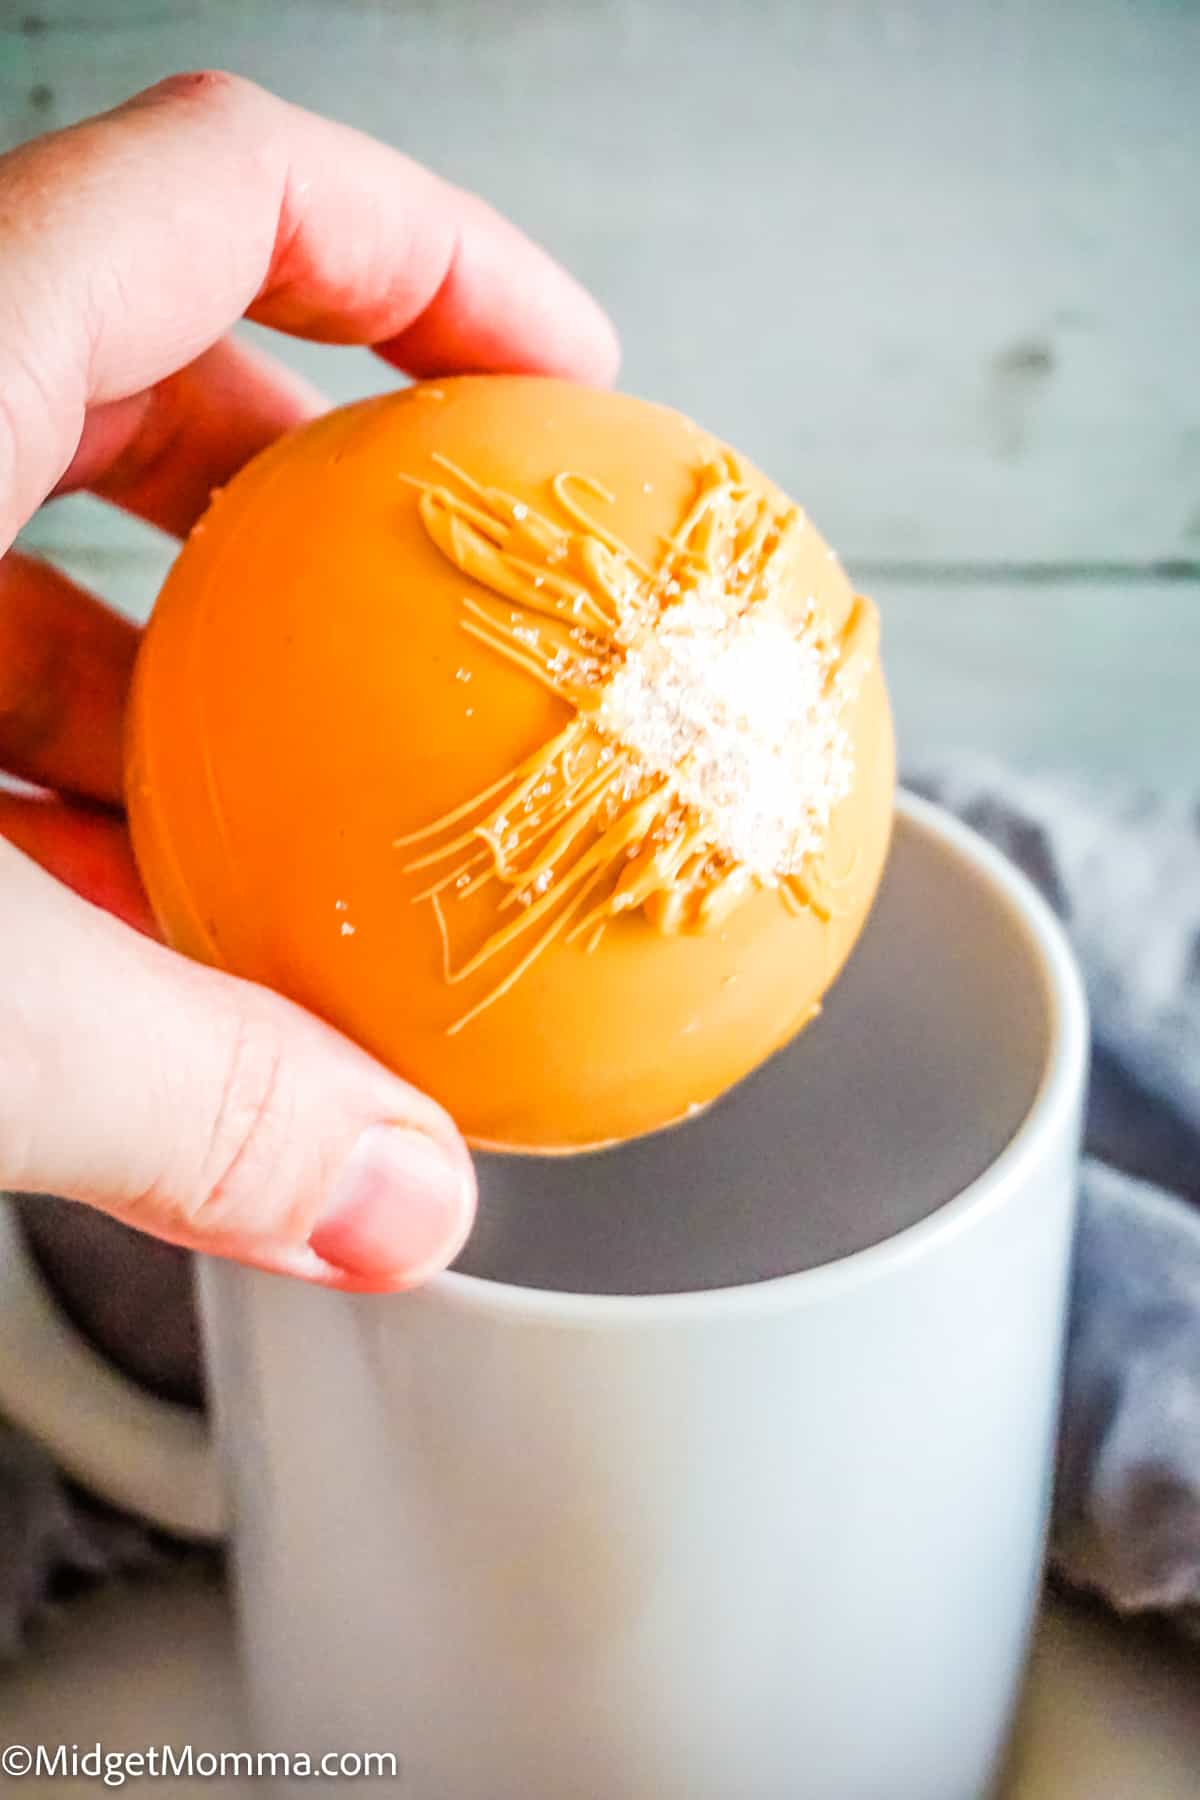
[881,575,1200,785]
[3,0,1198,566]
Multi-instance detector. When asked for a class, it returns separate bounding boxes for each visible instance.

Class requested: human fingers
[0,551,137,805]
[0,836,477,1290]
[0,790,154,935]
[54,335,325,537]
[0,70,619,551]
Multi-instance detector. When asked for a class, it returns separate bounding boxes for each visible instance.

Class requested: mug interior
[457,799,1053,1295]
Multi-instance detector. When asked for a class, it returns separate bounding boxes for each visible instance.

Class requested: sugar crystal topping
[394,447,878,1033]
[600,589,852,882]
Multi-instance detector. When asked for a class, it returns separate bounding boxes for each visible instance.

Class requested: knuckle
[132,71,285,246]
[186,1007,292,1234]
[0,336,81,548]
[140,69,261,119]
[0,382,26,548]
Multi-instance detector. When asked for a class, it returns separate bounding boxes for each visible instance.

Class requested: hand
[0,72,619,1289]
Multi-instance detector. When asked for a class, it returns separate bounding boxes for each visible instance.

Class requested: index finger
[0,71,619,550]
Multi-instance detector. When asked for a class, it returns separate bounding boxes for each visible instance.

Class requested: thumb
[2,840,476,1290]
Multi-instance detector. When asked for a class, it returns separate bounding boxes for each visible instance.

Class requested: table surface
[0,1572,1197,1797]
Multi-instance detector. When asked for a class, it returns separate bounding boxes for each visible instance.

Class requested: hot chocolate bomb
[127,378,895,1151]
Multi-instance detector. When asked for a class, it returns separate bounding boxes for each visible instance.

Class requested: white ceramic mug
[0,794,1087,1799]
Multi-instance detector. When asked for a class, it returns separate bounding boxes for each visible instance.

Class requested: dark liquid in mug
[457,812,1050,1295]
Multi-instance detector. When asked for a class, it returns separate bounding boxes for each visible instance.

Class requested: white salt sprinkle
[598,590,852,880]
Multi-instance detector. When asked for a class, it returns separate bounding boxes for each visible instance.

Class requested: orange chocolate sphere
[127,377,894,1152]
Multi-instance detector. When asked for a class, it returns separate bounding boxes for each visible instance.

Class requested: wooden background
[3,0,1198,779]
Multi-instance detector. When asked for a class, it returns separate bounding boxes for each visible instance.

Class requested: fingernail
[310,1126,474,1283]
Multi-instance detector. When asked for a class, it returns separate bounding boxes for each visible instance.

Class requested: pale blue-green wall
[5,0,1199,779]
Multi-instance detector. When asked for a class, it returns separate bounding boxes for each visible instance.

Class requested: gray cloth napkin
[911,762,1200,1634]
[2,761,1198,1653]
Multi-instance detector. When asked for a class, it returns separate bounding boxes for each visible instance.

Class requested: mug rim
[427,789,1088,1325]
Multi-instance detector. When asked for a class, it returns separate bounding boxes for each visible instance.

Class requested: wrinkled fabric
[912,762,1200,1631]
[2,763,1198,1648]
[0,1427,172,1657]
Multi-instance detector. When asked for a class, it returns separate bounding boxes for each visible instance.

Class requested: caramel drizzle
[394,450,877,1033]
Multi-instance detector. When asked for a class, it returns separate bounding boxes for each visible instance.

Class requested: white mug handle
[0,1197,225,1540]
